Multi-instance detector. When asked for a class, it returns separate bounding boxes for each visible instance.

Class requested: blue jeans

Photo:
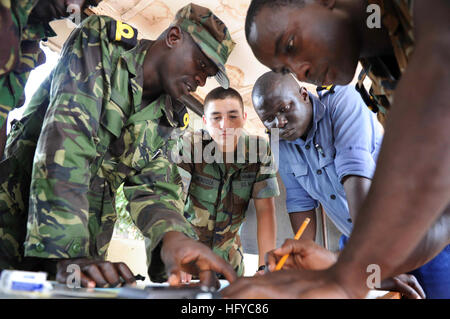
[339,235,450,299]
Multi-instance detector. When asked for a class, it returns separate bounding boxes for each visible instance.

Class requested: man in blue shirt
[250,71,449,298]
[252,71,382,240]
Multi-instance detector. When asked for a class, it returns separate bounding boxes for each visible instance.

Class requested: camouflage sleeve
[175,130,194,174]
[251,137,280,199]
[172,131,195,198]
[124,158,196,242]
[0,0,20,76]
[122,132,198,281]
[0,0,37,126]
[24,16,117,259]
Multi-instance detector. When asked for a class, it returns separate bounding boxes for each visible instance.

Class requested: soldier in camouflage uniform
[175,87,279,278]
[222,0,450,298]
[0,3,238,287]
[0,0,102,158]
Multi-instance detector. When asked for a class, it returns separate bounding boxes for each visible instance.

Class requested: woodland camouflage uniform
[0,4,235,281]
[177,130,279,276]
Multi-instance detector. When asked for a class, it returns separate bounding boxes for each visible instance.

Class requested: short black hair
[252,71,299,109]
[245,0,306,43]
[253,71,287,99]
[204,87,244,113]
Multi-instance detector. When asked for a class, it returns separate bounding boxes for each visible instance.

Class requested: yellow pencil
[275,218,311,271]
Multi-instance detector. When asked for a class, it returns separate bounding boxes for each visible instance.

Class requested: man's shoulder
[319,84,370,117]
[77,15,139,47]
[318,85,359,103]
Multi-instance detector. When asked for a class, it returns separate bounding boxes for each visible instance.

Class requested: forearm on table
[334,41,450,291]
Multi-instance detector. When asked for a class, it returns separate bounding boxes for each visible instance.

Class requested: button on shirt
[278,85,384,236]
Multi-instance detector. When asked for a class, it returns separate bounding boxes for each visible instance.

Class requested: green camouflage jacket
[356,0,414,123]
[0,0,56,127]
[0,15,196,281]
[176,130,279,276]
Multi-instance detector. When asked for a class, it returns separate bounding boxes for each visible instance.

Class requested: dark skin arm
[342,176,450,283]
[264,177,426,298]
[264,175,366,273]
[224,95,449,299]
[334,0,450,296]
[289,209,316,242]
[386,206,450,274]
[342,175,372,222]
[263,177,369,274]
[224,1,450,298]
[232,0,450,298]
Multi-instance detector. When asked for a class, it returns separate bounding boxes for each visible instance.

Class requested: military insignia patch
[177,107,190,130]
[107,20,138,47]
[316,85,336,94]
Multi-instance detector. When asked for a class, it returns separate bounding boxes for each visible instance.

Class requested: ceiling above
[45,0,364,136]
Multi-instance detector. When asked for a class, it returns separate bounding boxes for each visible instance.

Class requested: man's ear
[202,114,207,126]
[299,86,309,101]
[316,0,336,10]
[166,26,183,48]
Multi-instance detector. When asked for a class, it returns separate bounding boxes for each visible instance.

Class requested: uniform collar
[122,40,184,129]
[120,39,152,78]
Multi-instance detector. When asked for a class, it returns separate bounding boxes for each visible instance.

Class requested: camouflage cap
[173,3,236,89]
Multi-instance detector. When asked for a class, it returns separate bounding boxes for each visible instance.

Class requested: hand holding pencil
[264,218,337,272]
[275,218,311,271]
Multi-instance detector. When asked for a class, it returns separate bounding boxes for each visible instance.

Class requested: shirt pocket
[232,171,257,202]
[281,163,311,192]
[100,89,130,139]
[230,175,255,219]
[289,163,308,178]
[231,180,253,203]
[189,174,220,204]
